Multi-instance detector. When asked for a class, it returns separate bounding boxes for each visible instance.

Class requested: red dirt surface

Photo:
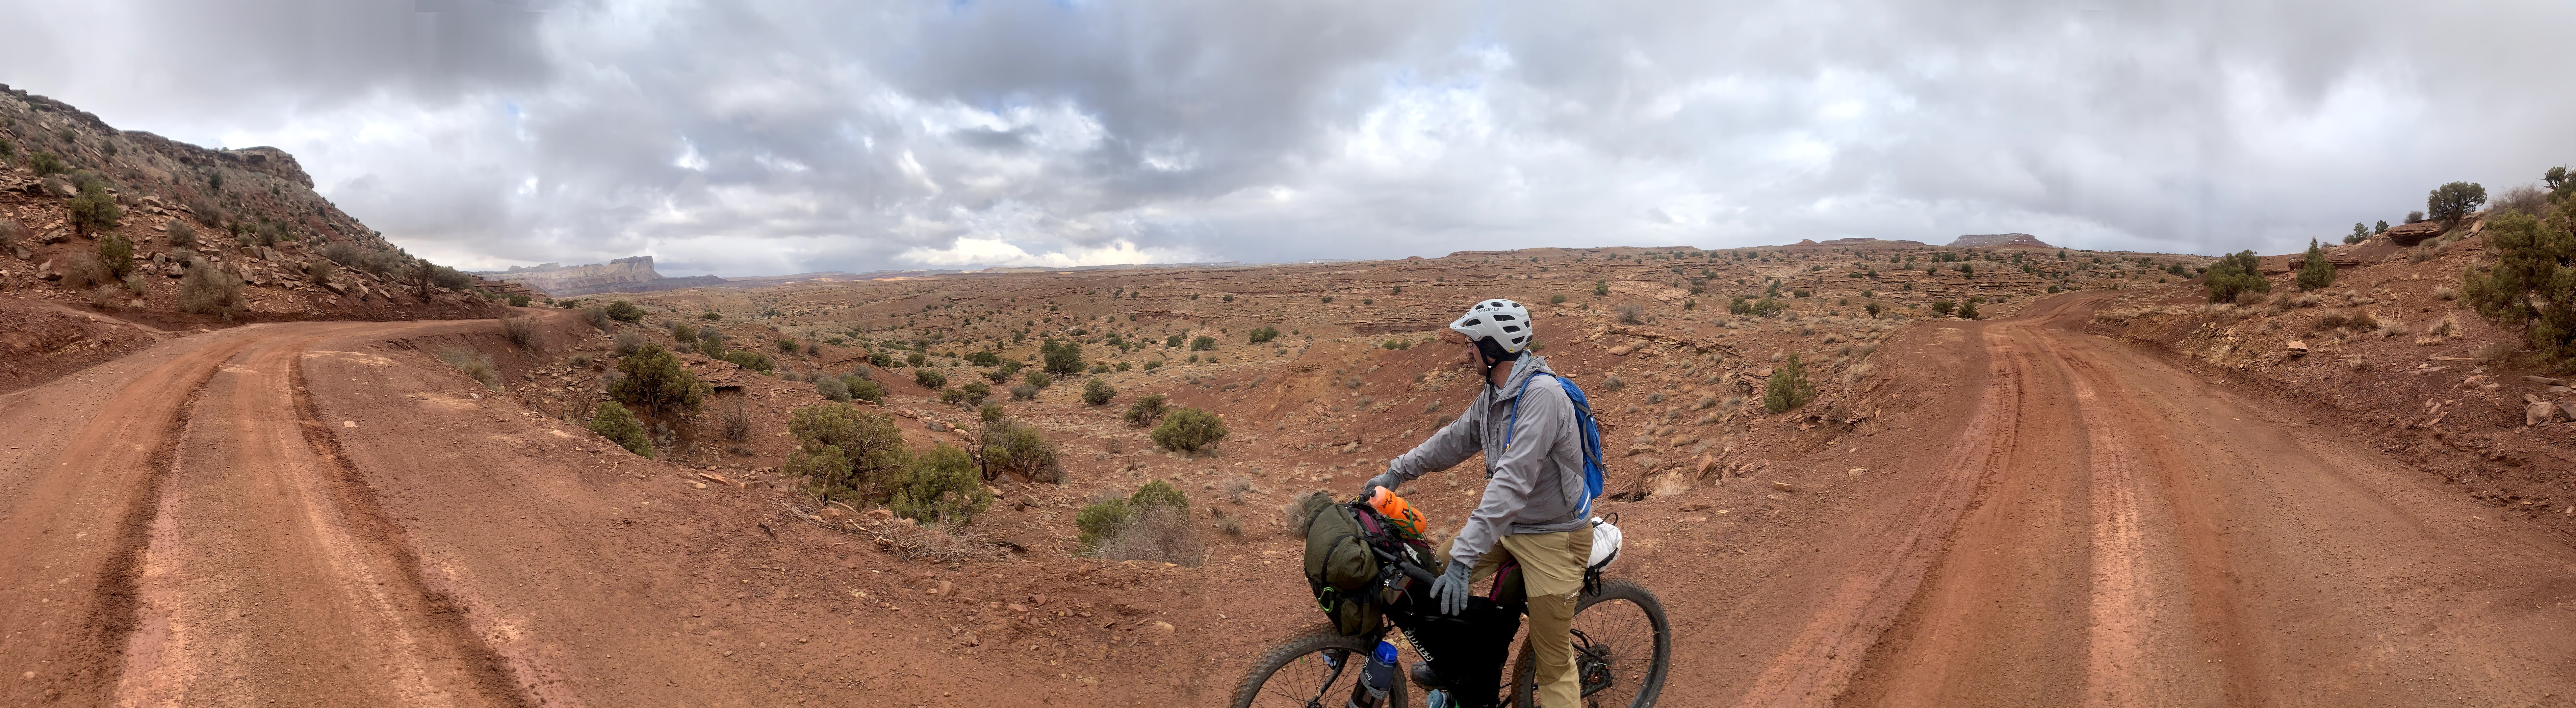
[5,244,2575,706]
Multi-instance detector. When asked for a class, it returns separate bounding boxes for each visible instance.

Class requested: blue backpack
[1505,373,1607,517]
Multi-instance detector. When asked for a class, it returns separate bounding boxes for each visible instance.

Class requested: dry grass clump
[2432,285,2459,300]
[718,393,752,442]
[612,330,643,357]
[436,346,500,390]
[2377,318,2410,338]
[872,519,1003,563]
[2344,355,2371,371]
[2312,308,2379,332]
[1617,304,1648,325]
[1090,506,1206,567]
[501,315,540,350]
[2428,315,2460,338]
[2470,342,2513,365]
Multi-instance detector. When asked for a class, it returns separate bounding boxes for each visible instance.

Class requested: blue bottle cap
[1374,640,1399,663]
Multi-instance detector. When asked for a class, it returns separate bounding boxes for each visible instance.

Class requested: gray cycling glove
[1428,560,1475,615]
[1362,471,1401,499]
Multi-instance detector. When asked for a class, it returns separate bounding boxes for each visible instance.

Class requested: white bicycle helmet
[1450,298,1533,353]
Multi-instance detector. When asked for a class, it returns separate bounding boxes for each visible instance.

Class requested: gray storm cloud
[3,0,2571,275]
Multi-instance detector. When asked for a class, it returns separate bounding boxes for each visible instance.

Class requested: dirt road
[1729,294,2576,707]
[4,297,2573,707]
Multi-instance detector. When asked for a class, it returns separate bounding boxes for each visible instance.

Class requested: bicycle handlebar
[1371,546,1438,585]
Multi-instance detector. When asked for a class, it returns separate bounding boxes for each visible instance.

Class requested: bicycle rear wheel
[1510,579,1671,708]
[1232,624,1408,708]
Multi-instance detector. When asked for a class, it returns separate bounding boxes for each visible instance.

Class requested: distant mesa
[1816,238,1929,247]
[479,256,726,297]
[1946,233,2057,248]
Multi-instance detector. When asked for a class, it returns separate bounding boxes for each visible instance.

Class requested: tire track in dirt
[0,333,258,706]
[1727,324,2032,708]
[109,328,537,707]
[284,346,544,708]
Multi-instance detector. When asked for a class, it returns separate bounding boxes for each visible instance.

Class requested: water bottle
[1345,640,1397,708]
[1424,689,1453,708]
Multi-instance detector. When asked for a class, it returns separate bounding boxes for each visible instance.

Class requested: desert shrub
[1618,304,1647,324]
[1075,499,1132,548]
[984,359,1023,383]
[1082,377,1116,405]
[507,293,531,307]
[817,375,852,401]
[1122,393,1170,426]
[1010,383,1040,400]
[1151,407,1229,451]
[2426,181,2487,224]
[717,394,752,441]
[1190,335,1217,351]
[670,321,696,341]
[56,252,113,291]
[502,316,540,350]
[718,350,773,372]
[1956,300,1981,319]
[2295,238,2336,291]
[97,233,133,277]
[603,300,645,324]
[28,151,67,175]
[906,352,927,367]
[2203,250,2271,303]
[1762,353,1815,413]
[1142,360,1164,371]
[1025,370,1053,388]
[776,338,799,355]
[176,261,244,321]
[2313,308,2378,332]
[587,401,653,457]
[1931,300,1955,317]
[612,330,644,357]
[436,346,500,390]
[886,444,993,524]
[847,376,884,403]
[611,344,705,417]
[1248,327,1280,344]
[2462,202,2576,367]
[1601,374,1625,391]
[2379,318,2411,338]
[580,306,612,330]
[787,403,909,502]
[979,420,1062,482]
[67,180,122,237]
[914,368,948,390]
[2493,185,2549,217]
[2433,285,2459,300]
[1040,339,1087,376]
[959,380,992,404]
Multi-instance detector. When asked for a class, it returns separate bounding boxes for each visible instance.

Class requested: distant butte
[1946,233,2057,248]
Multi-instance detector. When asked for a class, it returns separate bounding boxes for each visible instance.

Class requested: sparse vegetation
[587,401,653,457]
[611,344,705,418]
[2295,238,2336,291]
[2462,194,2576,367]
[1763,353,1815,413]
[1151,406,1229,451]
[2203,250,2271,303]
[1080,481,1202,565]
[1082,377,1116,405]
[502,316,540,350]
[1125,393,1169,426]
[977,419,1061,483]
[914,368,949,390]
[436,346,501,391]
[603,300,646,324]
[177,261,245,321]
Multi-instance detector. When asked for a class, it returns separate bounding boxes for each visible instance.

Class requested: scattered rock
[2285,341,2308,356]
[2528,401,2563,426]
[1151,621,1175,636]
[1607,345,1634,356]
[1771,481,1795,493]
[1848,468,1869,475]
[867,508,894,521]
[928,580,954,596]
[37,229,68,245]
[2524,375,2566,386]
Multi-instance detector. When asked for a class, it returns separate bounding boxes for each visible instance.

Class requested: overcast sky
[4,0,2570,276]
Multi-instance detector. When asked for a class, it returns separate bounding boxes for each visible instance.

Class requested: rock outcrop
[1946,233,2056,248]
[483,256,727,297]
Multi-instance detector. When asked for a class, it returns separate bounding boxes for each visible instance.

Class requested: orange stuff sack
[1369,488,1428,539]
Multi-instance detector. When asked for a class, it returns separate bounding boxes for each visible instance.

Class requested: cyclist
[1364,298,1593,708]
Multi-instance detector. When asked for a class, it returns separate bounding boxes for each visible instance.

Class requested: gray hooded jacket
[1370,355,1589,572]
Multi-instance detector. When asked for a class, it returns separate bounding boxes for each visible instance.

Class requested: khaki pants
[1459,529,1593,708]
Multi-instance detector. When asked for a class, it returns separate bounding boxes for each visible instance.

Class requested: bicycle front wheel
[1232,624,1407,708]
[1511,579,1671,708]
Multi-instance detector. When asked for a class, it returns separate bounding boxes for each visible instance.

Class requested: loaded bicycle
[1230,493,1669,708]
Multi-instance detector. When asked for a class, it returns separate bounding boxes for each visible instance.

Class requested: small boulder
[2529,401,2563,426]
[2285,341,2308,356]
[1607,345,1634,356]
[1771,480,1795,493]
[37,229,68,245]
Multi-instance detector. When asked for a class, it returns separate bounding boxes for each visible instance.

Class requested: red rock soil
[3,243,2573,706]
